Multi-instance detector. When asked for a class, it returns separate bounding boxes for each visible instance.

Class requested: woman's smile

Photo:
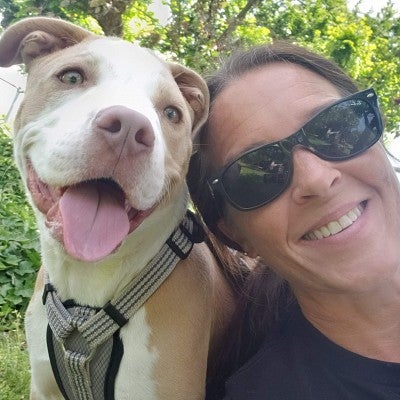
[303,202,365,240]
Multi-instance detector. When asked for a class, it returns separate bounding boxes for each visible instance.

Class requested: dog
[0,17,235,400]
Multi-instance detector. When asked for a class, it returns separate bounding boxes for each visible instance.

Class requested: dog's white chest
[115,311,159,399]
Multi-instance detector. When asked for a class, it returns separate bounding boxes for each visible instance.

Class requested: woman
[188,42,400,399]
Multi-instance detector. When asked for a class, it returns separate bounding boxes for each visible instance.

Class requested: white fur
[116,309,159,400]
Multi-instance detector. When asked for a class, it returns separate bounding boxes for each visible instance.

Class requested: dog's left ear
[168,63,210,138]
[0,17,93,69]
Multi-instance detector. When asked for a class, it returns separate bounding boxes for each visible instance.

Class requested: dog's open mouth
[27,164,153,262]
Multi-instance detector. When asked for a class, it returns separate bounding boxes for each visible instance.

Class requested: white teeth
[338,214,353,229]
[314,230,324,240]
[320,226,330,238]
[327,221,342,235]
[348,210,358,221]
[304,204,364,241]
[308,232,318,240]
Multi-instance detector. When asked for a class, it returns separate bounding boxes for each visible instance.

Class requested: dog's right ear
[0,17,93,69]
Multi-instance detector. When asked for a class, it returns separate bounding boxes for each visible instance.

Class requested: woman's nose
[290,147,342,204]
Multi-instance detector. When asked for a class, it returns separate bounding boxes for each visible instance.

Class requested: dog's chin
[27,163,154,263]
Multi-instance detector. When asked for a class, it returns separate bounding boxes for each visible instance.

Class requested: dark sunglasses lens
[221,145,291,209]
[303,98,381,159]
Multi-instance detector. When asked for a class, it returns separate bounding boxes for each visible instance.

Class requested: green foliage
[0,122,40,330]
[0,317,30,399]
[246,0,400,132]
[0,0,151,36]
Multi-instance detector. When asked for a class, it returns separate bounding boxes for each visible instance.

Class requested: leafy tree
[240,0,400,131]
[0,124,40,329]
[359,3,400,136]
[0,0,149,36]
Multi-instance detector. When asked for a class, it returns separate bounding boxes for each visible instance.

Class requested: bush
[0,317,30,399]
[0,122,40,331]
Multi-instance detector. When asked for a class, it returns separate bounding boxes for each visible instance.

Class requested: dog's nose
[93,106,155,151]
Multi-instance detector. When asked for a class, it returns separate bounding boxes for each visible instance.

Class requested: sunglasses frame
[208,88,383,211]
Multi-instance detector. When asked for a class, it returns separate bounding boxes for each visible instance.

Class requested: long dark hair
[187,41,359,399]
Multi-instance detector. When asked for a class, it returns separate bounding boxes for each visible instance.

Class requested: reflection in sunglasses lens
[223,146,291,208]
[304,99,379,159]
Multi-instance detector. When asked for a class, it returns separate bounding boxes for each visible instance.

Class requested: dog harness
[42,211,204,400]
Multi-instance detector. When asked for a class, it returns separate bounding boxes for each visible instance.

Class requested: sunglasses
[209,88,383,211]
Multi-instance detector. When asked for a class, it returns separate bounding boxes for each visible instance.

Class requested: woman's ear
[217,219,258,258]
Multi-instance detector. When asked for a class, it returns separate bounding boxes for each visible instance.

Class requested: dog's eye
[164,106,180,123]
[59,70,84,85]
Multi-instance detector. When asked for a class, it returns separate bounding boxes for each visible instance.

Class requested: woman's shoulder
[224,304,304,392]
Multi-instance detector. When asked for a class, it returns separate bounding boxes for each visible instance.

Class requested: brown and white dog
[0,17,234,400]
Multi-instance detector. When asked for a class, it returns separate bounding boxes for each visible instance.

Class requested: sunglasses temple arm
[206,180,225,219]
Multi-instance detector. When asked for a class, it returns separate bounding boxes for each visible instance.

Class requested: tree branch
[217,0,262,48]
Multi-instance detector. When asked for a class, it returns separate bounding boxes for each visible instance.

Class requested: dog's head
[0,17,209,262]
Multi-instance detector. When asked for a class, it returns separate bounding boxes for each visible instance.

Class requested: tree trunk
[88,0,131,36]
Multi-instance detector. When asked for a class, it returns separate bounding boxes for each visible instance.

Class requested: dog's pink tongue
[59,182,129,262]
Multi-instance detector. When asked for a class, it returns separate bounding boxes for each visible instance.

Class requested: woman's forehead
[207,63,341,167]
[213,63,340,116]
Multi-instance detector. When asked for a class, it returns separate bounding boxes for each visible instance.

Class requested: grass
[0,317,30,400]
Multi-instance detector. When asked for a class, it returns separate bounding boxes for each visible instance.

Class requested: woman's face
[208,63,400,295]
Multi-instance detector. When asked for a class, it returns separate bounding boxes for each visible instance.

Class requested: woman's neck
[295,282,400,362]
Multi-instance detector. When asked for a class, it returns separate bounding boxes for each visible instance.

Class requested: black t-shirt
[223,305,400,399]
